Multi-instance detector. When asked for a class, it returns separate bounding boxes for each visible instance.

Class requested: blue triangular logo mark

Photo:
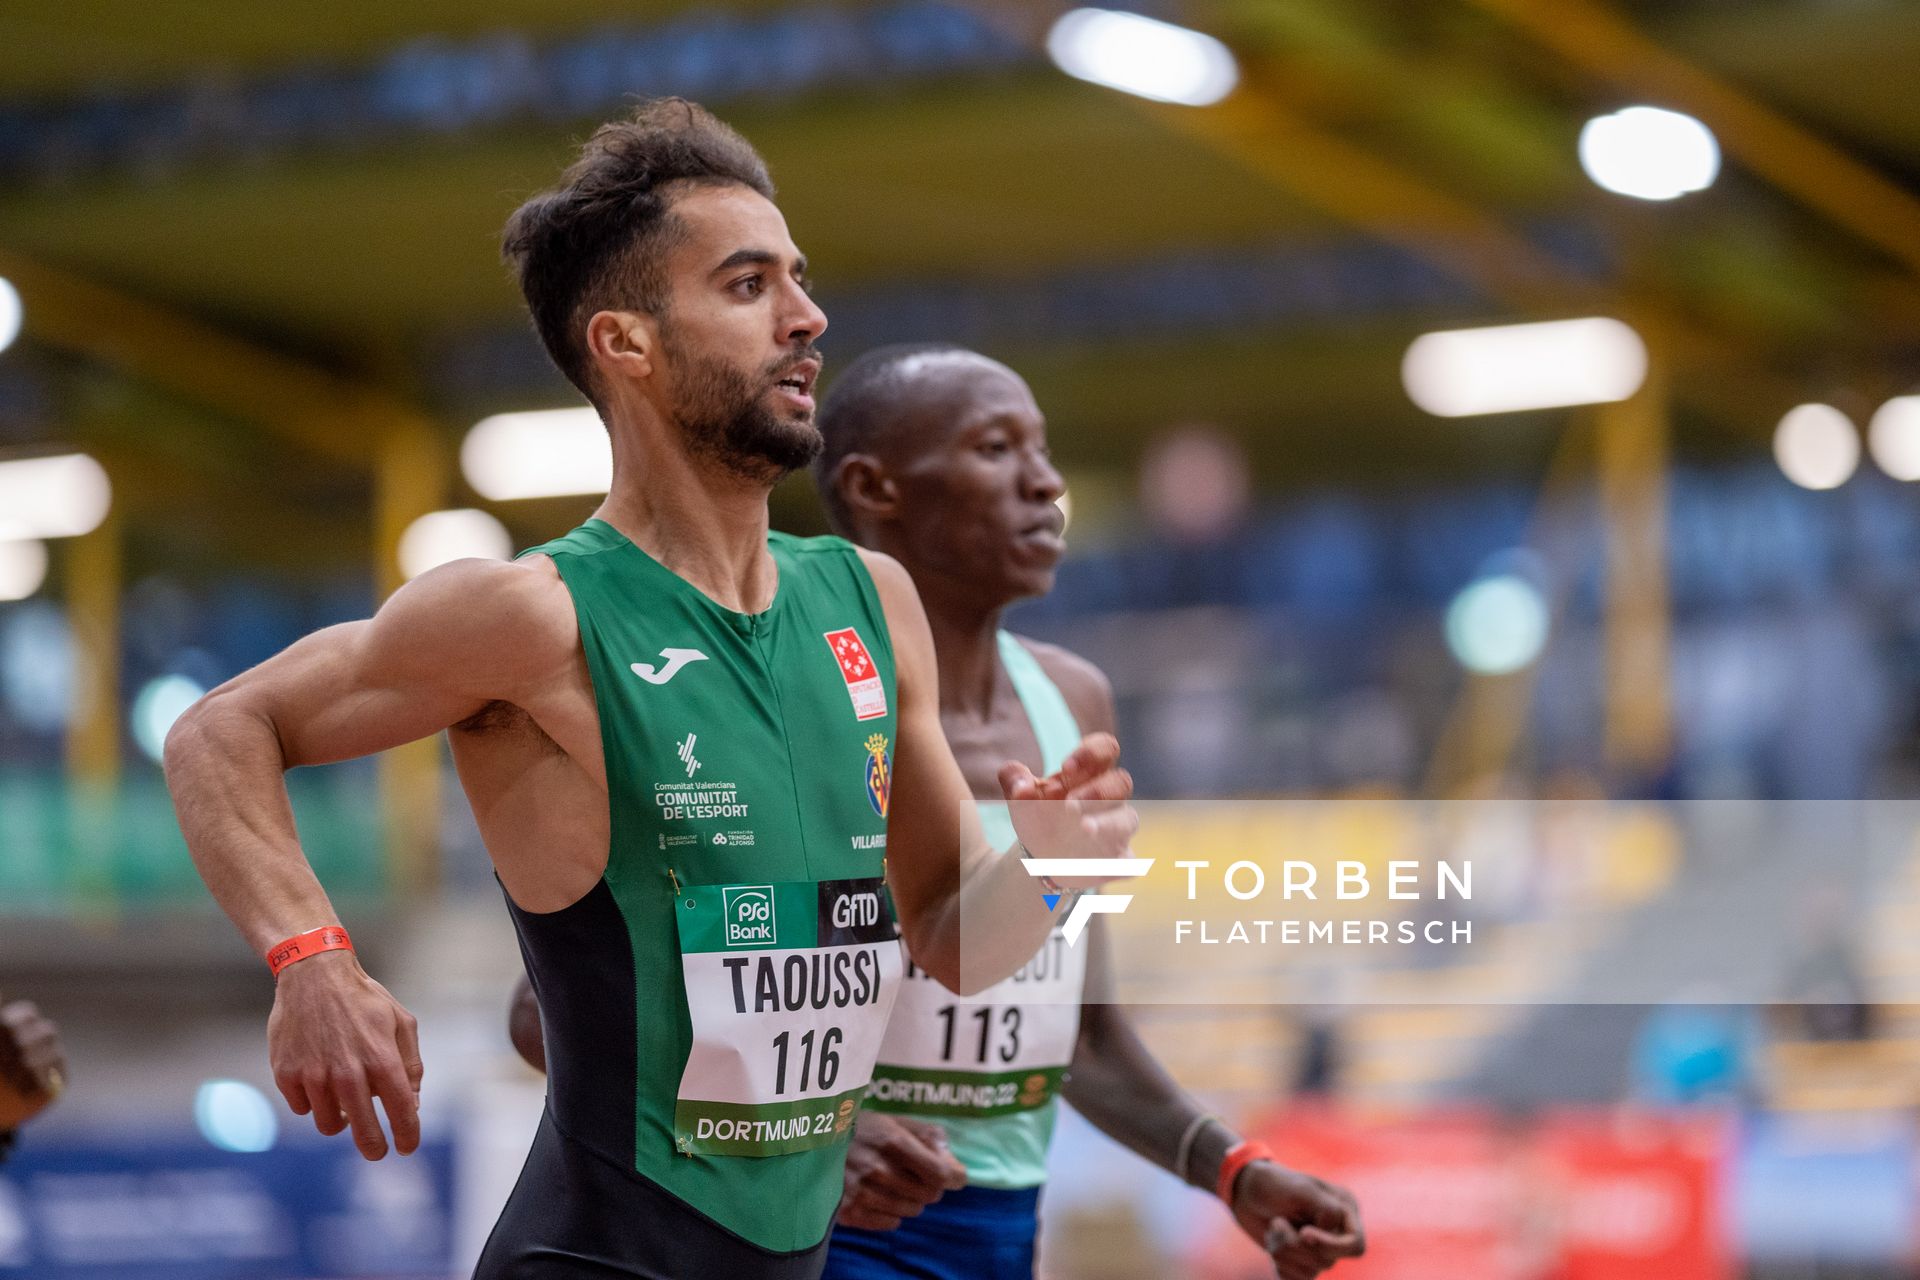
[1043,893,1061,911]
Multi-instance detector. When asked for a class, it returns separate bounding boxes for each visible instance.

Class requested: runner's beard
[666,340,823,485]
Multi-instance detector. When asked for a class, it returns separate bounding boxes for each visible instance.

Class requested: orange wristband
[1216,1138,1274,1204]
[266,925,352,977]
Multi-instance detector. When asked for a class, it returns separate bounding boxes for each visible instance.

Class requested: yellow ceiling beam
[1139,68,1801,420]
[1463,0,1920,281]
[1150,78,1599,318]
[0,247,433,468]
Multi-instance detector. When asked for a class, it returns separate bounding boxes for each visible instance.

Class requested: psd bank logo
[722,885,777,948]
[1020,858,1155,944]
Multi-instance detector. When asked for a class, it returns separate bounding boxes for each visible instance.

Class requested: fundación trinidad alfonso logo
[722,885,777,948]
[1020,857,1156,945]
[864,734,891,818]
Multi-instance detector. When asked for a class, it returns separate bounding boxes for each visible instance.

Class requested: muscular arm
[167,558,573,949]
[164,556,575,1159]
[861,551,1134,995]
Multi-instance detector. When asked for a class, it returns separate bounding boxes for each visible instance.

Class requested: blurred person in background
[0,996,66,1161]
[514,344,1365,1280]
[1778,886,1875,1042]
[164,99,1136,1280]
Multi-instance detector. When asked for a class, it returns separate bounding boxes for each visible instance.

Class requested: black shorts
[474,1109,830,1280]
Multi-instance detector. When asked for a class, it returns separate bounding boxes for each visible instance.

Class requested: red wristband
[266,925,353,977]
[1216,1139,1274,1204]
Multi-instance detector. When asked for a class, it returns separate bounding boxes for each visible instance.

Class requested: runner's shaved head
[814,343,1019,536]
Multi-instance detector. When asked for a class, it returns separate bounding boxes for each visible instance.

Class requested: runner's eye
[732,275,764,298]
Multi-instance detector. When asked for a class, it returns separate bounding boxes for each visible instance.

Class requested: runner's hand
[268,950,424,1160]
[0,998,66,1129]
[1231,1161,1365,1279]
[1000,731,1138,890]
[836,1112,969,1231]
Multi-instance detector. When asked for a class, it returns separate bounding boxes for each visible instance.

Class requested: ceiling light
[1773,403,1859,491]
[1402,318,1647,417]
[0,454,112,540]
[461,408,610,500]
[1868,396,1920,481]
[0,278,20,354]
[1046,8,1239,107]
[398,508,514,580]
[0,539,47,602]
[1579,106,1720,201]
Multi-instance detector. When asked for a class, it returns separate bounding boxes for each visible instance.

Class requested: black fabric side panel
[474,1110,829,1280]
[504,879,638,1172]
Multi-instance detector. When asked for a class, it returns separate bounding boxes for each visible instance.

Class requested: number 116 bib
[673,877,903,1157]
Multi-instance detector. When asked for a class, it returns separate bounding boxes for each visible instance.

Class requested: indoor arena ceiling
[2,0,1919,569]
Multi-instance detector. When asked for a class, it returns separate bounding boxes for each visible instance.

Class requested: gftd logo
[1020,859,1155,944]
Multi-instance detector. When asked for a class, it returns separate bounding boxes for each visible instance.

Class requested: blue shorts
[822,1185,1041,1280]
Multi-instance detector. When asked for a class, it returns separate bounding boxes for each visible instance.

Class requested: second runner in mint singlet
[483,520,903,1265]
[863,632,1084,1188]
[812,343,1365,1280]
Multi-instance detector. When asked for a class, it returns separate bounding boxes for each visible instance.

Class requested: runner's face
[888,360,1066,604]
[655,185,828,483]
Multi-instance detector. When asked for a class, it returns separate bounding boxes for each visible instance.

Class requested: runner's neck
[920,593,1009,723]
[592,444,778,615]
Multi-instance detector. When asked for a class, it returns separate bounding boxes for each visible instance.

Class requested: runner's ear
[834,454,899,524]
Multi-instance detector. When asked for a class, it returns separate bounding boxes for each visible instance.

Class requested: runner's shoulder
[384,556,577,672]
[1006,635,1115,734]
[850,546,918,614]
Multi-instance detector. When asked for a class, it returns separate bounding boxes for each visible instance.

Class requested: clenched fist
[836,1111,970,1231]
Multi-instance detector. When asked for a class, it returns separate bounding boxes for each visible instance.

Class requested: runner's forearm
[908,840,1060,996]
[1062,1002,1239,1190]
[165,689,344,953]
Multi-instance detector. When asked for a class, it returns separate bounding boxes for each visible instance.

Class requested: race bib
[673,877,903,1157]
[866,926,1087,1119]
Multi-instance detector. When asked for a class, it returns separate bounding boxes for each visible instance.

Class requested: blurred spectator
[1139,425,1251,546]
[1778,888,1874,1042]
[0,996,66,1160]
[1289,1008,1343,1098]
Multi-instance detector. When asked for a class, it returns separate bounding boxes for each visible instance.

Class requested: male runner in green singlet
[814,347,1363,1280]
[163,100,1136,1280]
[510,346,1365,1278]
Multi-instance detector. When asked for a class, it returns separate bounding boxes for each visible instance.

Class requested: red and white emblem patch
[824,627,888,721]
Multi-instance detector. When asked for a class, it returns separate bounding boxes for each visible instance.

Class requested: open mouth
[773,361,821,399]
